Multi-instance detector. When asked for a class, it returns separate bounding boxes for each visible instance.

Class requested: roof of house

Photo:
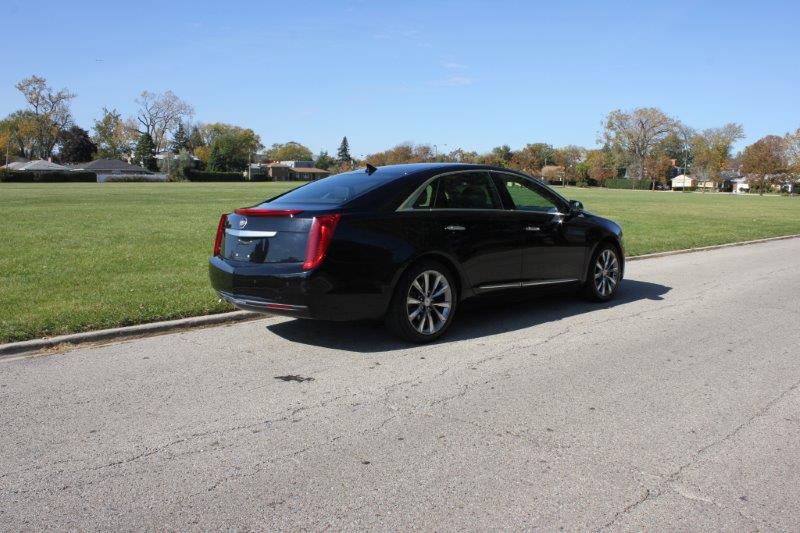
[69,158,151,173]
[3,159,69,171]
[290,167,330,174]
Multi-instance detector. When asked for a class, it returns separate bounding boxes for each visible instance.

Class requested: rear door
[417,170,523,290]
[491,172,586,282]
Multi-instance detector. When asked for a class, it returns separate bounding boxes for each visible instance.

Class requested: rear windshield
[269,170,388,205]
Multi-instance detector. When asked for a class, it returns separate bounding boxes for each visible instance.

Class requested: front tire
[386,260,457,343]
[582,243,622,302]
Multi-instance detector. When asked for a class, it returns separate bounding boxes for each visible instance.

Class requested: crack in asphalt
[597,377,800,530]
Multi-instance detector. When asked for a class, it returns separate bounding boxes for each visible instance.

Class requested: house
[68,158,164,182]
[2,159,69,171]
[290,167,330,180]
[253,162,331,181]
[670,174,695,190]
[694,177,717,191]
[720,172,749,193]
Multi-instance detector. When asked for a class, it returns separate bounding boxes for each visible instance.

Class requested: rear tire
[386,259,457,343]
[582,243,622,302]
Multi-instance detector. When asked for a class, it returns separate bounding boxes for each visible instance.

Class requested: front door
[491,172,587,282]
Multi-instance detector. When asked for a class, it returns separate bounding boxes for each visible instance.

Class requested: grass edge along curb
[626,233,800,261]
[0,310,262,359]
[2,233,799,359]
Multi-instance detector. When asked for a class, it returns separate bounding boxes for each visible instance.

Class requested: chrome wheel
[594,249,619,297]
[406,270,452,335]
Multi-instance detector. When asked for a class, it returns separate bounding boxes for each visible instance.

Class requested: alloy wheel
[406,270,452,335]
[594,249,619,297]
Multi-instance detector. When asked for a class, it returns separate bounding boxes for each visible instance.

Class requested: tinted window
[409,181,436,209]
[432,172,502,209]
[269,171,387,205]
[495,174,561,213]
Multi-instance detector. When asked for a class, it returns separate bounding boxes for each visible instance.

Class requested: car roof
[354,162,508,182]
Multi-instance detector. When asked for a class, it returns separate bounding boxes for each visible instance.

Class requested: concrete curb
[0,311,262,359]
[626,233,800,262]
[2,233,799,359]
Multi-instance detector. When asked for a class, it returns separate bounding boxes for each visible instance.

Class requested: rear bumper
[216,290,312,317]
[208,256,388,321]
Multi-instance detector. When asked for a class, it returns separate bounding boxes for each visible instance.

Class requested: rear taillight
[213,214,228,256]
[303,214,341,271]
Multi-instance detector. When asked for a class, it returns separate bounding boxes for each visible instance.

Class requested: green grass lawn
[1,183,799,343]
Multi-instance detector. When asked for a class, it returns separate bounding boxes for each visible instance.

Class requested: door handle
[445,225,466,231]
[524,225,541,232]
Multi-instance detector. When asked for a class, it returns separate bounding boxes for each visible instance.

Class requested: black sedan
[209,163,624,342]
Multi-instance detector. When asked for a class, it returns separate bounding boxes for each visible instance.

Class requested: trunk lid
[222,210,314,264]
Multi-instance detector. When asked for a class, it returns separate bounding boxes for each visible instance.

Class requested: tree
[170,122,190,154]
[337,136,351,164]
[603,107,675,189]
[134,90,194,153]
[510,143,555,174]
[585,149,616,186]
[58,126,96,163]
[133,133,157,171]
[741,135,787,195]
[785,128,800,174]
[265,141,313,161]
[314,150,337,170]
[554,145,586,186]
[14,75,76,158]
[93,108,133,160]
[202,125,262,172]
[208,135,245,172]
[186,124,206,153]
[365,143,441,166]
[691,123,744,191]
[0,111,39,160]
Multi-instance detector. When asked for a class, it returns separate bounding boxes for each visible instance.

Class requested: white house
[670,174,695,190]
[731,178,750,193]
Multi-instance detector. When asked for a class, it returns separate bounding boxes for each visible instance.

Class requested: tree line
[1,75,798,192]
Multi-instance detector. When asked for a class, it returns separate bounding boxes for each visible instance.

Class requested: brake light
[235,208,303,217]
[213,214,228,256]
[303,214,341,270]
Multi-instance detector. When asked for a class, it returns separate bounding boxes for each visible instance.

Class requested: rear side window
[270,171,387,205]
[431,171,502,209]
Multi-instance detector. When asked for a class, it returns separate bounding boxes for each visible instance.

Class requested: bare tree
[785,128,800,173]
[14,75,76,158]
[603,107,675,190]
[134,91,194,153]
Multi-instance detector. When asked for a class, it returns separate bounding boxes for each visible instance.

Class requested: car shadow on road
[264,279,671,353]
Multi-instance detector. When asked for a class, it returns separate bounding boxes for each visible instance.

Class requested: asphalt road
[2,239,800,531]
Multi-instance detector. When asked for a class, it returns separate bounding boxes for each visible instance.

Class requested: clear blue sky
[2,0,798,156]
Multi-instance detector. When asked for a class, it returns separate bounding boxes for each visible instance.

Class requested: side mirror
[568,200,584,212]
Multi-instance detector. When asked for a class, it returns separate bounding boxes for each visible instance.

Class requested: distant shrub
[104,174,166,183]
[605,178,655,190]
[186,170,245,182]
[0,171,97,183]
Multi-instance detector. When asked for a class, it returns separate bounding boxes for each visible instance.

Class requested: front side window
[494,173,562,213]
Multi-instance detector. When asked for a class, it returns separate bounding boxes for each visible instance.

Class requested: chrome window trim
[225,229,278,238]
[396,169,506,212]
